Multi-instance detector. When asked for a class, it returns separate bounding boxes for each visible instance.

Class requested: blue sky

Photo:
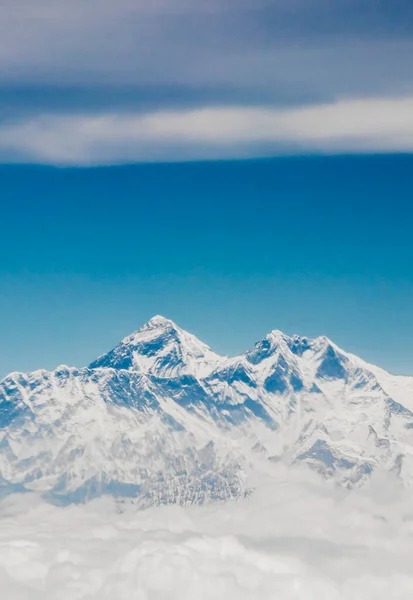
[1,156,413,377]
[0,1,412,376]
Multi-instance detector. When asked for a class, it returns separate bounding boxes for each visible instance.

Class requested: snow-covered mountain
[89,315,223,379]
[1,315,413,505]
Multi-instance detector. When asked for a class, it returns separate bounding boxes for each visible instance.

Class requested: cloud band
[1,96,413,165]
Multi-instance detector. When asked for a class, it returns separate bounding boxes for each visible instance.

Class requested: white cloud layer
[1,466,413,599]
[1,96,413,165]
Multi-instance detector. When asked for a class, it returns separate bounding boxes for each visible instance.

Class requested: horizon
[1,308,410,380]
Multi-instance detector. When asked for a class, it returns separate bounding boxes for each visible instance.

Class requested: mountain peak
[145,315,175,329]
[268,329,292,343]
[245,329,293,365]
[89,316,223,378]
[121,315,177,345]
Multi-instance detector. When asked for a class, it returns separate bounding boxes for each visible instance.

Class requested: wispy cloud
[1,1,413,163]
[1,96,413,165]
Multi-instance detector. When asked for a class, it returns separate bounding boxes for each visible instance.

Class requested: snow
[90,315,224,379]
[1,315,413,502]
[2,316,413,597]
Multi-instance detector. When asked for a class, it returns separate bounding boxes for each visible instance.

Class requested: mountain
[1,316,413,505]
[89,315,223,378]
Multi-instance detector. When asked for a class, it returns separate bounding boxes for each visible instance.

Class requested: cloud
[1,466,413,599]
[0,1,412,164]
[1,96,413,165]
[0,0,412,96]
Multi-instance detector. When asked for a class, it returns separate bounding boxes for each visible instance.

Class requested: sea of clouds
[1,465,413,599]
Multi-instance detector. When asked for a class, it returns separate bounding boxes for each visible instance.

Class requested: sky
[1,156,413,377]
[0,0,413,377]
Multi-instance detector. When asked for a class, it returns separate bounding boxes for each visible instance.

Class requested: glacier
[1,314,413,505]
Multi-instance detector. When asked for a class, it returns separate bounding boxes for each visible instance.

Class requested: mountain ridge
[1,315,413,505]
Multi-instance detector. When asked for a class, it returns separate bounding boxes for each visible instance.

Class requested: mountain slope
[1,316,413,504]
[89,315,224,379]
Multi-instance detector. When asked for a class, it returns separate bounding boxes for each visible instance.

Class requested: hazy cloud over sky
[1,0,413,163]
